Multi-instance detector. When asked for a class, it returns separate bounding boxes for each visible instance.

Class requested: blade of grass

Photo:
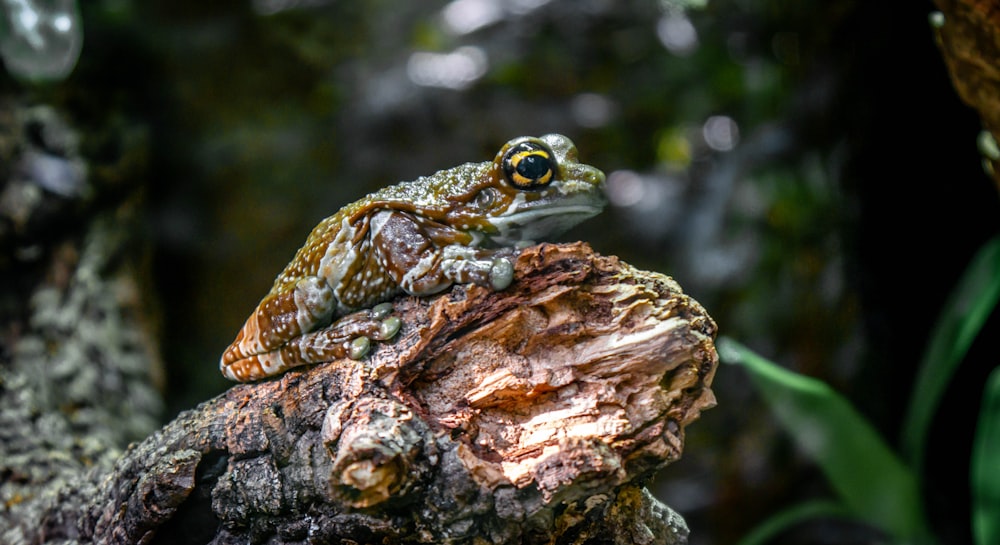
[736,500,853,545]
[972,366,1000,545]
[901,234,1000,474]
[718,337,931,543]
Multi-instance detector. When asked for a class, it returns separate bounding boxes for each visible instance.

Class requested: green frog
[221,134,606,382]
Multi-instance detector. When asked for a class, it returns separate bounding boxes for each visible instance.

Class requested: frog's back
[362,161,491,211]
[269,204,358,294]
[269,162,490,292]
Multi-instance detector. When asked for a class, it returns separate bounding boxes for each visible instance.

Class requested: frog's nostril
[569,164,605,187]
[591,167,606,186]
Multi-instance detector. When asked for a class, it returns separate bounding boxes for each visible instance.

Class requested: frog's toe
[349,336,371,359]
[370,302,394,320]
[379,316,402,340]
[489,257,514,290]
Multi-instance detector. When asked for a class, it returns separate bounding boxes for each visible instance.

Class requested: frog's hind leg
[287,303,401,361]
[220,275,337,380]
[220,304,402,382]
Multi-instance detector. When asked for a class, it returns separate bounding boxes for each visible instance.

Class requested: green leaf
[718,337,931,543]
[973,366,1000,545]
[902,235,1000,475]
[736,500,853,545]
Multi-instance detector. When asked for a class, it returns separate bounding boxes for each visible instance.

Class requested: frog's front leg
[371,210,516,295]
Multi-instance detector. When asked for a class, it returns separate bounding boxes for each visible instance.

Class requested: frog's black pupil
[517,155,549,180]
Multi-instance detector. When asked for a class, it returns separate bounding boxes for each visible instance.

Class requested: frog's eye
[502,142,555,190]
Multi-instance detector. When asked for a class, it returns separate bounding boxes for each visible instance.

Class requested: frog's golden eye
[502,142,555,190]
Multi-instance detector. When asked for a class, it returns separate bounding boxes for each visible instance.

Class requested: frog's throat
[485,203,604,246]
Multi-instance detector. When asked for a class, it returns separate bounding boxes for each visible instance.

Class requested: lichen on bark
[0,100,160,545]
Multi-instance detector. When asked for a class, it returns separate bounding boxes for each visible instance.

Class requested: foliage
[720,233,1000,544]
[718,338,930,543]
[901,235,1000,474]
[973,367,1000,545]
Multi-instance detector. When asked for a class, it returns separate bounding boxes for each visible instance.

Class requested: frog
[220,134,606,382]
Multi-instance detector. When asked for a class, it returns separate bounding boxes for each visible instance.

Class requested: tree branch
[6,241,717,545]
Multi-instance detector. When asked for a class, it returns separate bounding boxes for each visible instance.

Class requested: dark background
[4,0,997,543]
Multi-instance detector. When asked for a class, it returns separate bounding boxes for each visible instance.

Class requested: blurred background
[2,0,998,543]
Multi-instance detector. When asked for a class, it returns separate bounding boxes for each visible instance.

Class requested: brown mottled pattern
[221,135,606,382]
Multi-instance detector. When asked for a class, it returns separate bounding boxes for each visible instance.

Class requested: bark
[2,226,717,543]
[0,101,162,543]
[932,0,1000,189]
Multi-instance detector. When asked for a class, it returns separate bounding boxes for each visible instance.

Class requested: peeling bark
[3,240,717,544]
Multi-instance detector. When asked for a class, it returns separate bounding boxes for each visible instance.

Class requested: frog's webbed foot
[284,303,403,360]
[220,304,402,382]
[440,245,518,291]
[334,302,402,359]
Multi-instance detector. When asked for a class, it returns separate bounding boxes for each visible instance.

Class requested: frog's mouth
[486,196,605,246]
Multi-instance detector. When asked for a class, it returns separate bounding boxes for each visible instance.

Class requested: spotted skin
[221,134,606,382]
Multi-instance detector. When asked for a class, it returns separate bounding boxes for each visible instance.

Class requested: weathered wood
[2,240,717,544]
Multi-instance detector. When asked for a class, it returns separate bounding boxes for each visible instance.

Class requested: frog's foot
[220,304,402,382]
[486,246,519,288]
[439,245,519,292]
[488,257,514,290]
[338,303,403,359]
[301,304,402,361]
